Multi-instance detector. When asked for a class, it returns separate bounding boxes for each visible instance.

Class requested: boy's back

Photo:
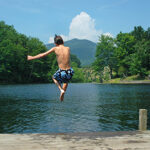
[54,45,71,70]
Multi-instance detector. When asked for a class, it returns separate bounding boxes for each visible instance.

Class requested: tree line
[1,21,149,84]
[0,21,82,83]
[93,26,150,82]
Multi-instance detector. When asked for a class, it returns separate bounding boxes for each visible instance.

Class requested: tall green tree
[131,26,146,41]
[129,39,150,77]
[129,26,150,77]
[114,32,135,77]
[93,35,116,80]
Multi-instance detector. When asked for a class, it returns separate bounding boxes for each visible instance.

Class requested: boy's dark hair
[54,34,64,45]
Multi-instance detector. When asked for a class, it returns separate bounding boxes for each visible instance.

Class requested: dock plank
[0,131,150,150]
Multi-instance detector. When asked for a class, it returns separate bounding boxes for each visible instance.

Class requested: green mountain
[46,38,96,66]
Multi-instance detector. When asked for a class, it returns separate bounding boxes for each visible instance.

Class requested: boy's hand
[27,55,33,61]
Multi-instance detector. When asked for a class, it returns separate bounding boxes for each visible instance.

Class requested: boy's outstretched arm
[27,47,55,61]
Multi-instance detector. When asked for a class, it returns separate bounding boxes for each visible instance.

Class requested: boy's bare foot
[60,89,65,101]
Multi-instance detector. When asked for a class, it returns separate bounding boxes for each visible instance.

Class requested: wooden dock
[0,109,148,149]
[0,131,150,150]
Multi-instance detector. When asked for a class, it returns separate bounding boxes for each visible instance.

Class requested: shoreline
[0,80,150,85]
[92,80,150,85]
[103,79,150,84]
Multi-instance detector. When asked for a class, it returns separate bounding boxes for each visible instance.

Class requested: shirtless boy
[27,35,74,101]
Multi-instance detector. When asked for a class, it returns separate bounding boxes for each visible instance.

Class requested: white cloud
[48,12,112,43]
[69,12,102,42]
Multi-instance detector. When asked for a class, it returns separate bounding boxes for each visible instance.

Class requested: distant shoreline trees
[93,26,150,82]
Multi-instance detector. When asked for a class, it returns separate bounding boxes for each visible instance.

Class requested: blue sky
[0,0,150,43]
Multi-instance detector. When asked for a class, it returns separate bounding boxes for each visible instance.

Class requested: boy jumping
[27,35,74,101]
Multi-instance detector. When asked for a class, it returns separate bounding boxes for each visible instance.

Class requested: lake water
[0,83,150,133]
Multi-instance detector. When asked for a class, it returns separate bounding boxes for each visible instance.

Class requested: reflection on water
[0,83,150,133]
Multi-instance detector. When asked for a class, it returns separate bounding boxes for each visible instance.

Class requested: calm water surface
[0,83,150,133]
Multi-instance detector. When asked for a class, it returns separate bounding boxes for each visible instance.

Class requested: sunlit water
[0,83,150,133]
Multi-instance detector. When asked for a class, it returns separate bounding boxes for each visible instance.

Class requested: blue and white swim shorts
[53,68,74,83]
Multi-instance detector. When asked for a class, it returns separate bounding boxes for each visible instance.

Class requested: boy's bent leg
[52,77,63,91]
[63,83,68,92]
[60,83,68,101]
[52,77,65,101]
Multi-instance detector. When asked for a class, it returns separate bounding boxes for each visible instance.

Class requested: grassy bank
[104,75,150,84]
